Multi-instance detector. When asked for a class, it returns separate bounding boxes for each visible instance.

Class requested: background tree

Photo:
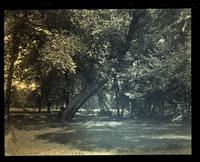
[4,9,191,123]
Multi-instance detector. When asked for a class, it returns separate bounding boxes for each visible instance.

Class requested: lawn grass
[5,111,191,155]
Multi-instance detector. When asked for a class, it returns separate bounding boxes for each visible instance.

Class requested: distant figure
[57,104,66,119]
[60,105,65,112]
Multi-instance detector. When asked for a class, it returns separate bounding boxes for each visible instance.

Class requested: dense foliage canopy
[4,9,191,122]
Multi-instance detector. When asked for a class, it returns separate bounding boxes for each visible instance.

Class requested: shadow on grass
[6,113,65,131]
[35,127,191,153]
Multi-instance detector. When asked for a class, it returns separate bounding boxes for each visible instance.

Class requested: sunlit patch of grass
[138,134,191,140]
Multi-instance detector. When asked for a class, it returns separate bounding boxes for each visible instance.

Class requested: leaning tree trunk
[61,78,108,122]
[61,10,147,122]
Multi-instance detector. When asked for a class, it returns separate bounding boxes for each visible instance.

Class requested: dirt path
[5,113,191,155]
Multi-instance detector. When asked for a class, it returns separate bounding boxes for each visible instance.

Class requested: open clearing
[5,112,191,155]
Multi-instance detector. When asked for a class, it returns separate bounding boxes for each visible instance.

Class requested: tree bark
[61,78,108,122]
[97,91,110,112]
[38,81,45,113]
[47,102,51,113]
[113,74,120,116]
[102,100,110,112]
[5,25,19,120]
[38,94,43,113]
[122,9,146,55]
[5,58,16,120]
[130,99,135,118]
